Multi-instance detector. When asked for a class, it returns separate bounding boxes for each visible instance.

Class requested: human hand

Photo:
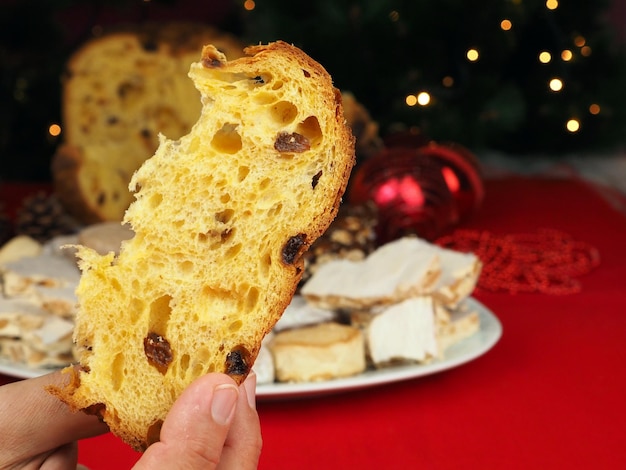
[134,372,261,469]
[0,370,261,469]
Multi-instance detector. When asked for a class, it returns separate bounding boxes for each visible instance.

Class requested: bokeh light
[539,51,552,63]
[549,78,563,92]
[416,92,431,106]
[405,94,417,106]
[589,104,601,115]
[546,0,559,10]
[466,49,479,61]
[48,124,61,137]
[566,119,580,132]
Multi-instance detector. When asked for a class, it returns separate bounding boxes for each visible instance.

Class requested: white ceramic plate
[256,297,502,400]
[0,298,501,399]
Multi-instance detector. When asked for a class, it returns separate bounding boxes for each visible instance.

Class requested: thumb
[133,374,239,470]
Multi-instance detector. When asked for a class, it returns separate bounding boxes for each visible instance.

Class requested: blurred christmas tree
[2,0,626,181]
[241,0,626,154]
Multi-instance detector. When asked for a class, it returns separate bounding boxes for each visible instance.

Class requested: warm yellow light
[389,10,400,22]
[442,76,454,87]
[539,51,552,63]
[500,19,512,31]
[417,92,431,106]
[546,0,558,10]
[574,36,586,47]
[549,78,563,92]
[566,119,580,132]
[405,94,418,106]
[243,0,255,11]
[581,46,592,57]
[466,49,479,62]
[48,124,61,137]
[589,104,601,115]
[561,50,573,61]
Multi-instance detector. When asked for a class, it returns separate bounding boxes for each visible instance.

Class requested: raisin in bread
[51,23,245,224]
[50,40,355,451]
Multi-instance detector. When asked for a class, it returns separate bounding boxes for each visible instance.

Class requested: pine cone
[15,192,80,243]
[300,201,379,287]
[341,92,384,162]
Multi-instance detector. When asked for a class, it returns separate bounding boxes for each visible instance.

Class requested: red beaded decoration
[436,229,600,294]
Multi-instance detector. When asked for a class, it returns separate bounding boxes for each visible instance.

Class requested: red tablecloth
[2,176,625,469]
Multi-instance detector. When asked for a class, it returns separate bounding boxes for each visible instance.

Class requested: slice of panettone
[49,40,355,452]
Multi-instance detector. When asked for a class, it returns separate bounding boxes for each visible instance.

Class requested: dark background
[2,0,626,181]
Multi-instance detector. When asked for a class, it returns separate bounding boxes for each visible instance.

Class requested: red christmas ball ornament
[415,142,484,223]
[349,137,484,244]
[349,147,457,243]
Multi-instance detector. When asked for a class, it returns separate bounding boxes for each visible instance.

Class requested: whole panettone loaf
[52,23,245,224]
[50,40,355,451]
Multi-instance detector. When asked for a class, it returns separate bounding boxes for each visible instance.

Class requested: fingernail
[211,384,238,426]
[243,371,257,410]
